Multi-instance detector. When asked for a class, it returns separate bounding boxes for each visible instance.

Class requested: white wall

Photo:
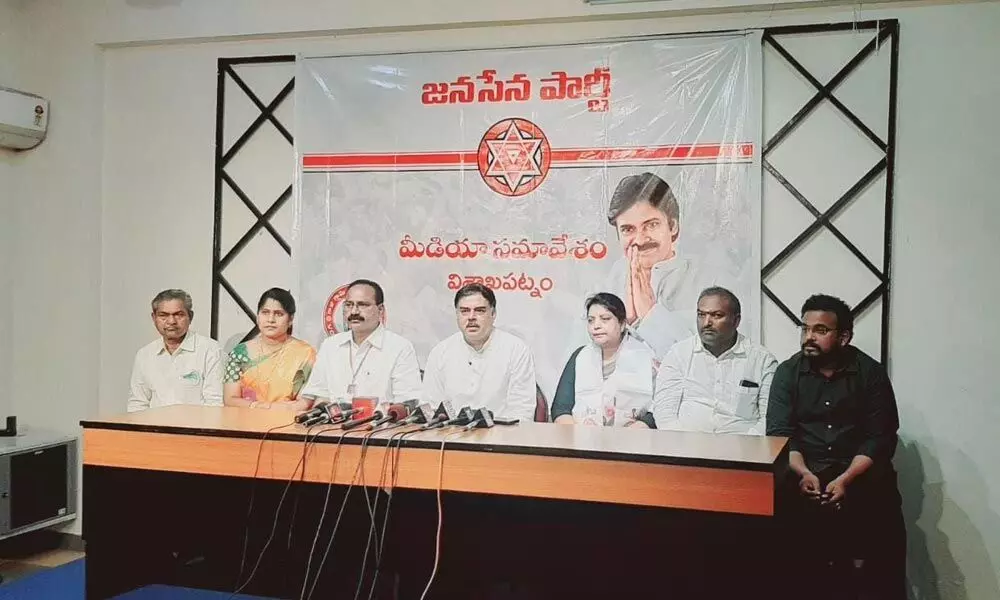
[0,0,21,420]
[3,0,106,535]
[3,0,999,596]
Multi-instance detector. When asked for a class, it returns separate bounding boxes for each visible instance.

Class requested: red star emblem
[477,118,552,197]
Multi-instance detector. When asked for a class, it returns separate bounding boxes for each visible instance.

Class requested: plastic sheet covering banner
[293,33,762,399]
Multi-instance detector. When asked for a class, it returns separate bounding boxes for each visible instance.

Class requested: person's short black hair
[801,294,853,332]
[454,283,496,309]
[258,287,296,316]
[585,293,627,324]
[607,172,680,242]
[698,286,741,316]
[348,279,385,306]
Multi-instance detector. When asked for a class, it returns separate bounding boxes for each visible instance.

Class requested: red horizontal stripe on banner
[550,143,754,162]
[302,152,478,168]
[301,143,755,169]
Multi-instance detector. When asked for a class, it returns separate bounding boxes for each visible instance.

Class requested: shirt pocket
[730,381,760,420]
[179,370,203,387]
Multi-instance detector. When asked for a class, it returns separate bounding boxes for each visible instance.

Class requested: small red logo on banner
[477,118,551,197]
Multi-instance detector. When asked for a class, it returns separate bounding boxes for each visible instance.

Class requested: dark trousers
[777,465,907,600]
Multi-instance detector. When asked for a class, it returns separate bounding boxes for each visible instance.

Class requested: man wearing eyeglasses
[767,294,905,599]
[300,279,422,405]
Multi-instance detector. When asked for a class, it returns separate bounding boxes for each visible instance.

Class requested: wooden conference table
[82,406,788,599]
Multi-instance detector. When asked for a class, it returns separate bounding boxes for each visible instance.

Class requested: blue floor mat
[116,585,272,599]
[0,558,84,600]
[0,559,270,600]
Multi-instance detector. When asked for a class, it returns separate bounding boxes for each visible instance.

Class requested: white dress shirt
[300,326,422,404]
[651,333,777,435]
[128,332,223,412]
[422,329,536,421]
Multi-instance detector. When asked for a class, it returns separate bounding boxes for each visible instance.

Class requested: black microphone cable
[361,426,423,600]
[234,422,339,596]
[419,429,472,600]
[233,420,297,594]
[296,427,353,600]
[300,426,372,600]
[350,424,396,600]
[353,422,421,600]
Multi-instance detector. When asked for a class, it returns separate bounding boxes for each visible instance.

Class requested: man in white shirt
[422,283,536,421]
[128,289,223,412]
[647,287,777,435]
[301,279,422,405]
[604,172,718,359]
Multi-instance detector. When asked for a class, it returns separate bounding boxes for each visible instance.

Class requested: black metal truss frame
[212,55,296,342]
[211,21,899,361]
[761,20,899,363]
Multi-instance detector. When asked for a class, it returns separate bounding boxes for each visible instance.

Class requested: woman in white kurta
[550,293,656,427]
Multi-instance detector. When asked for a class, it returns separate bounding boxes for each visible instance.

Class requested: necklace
[256,336,291,399]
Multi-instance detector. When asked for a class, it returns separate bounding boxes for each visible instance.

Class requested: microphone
[352,396,379,420]
[342,411,384,431]
[295,400,331,424]
[303,403,357,427]
[441,406,475,427]
[464,408,495,430]
[421,401,456,430]
[401,402,435,425]
[386,403,412,423]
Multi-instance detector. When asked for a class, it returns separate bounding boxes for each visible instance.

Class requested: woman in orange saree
[223,288,316,411]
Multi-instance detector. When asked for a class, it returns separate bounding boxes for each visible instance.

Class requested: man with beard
[767,294,905,599]
[422,283,536,421]
[643,287,776,433]
[128,289,223,412]
[301,279,422,404]
[603,172,715,359]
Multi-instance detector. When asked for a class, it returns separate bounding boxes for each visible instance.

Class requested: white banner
[294,33,762,401]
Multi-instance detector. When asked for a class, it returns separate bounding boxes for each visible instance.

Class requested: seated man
[300,279,422,404]
[647,287,776,434]
[128,289,223,412]
[767,294,905,598]
[422,283,536,421]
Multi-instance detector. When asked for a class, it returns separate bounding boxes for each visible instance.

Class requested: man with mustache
[301,279,422,404]
[767,294,905,598]
[422,283,536,421]
[603,172,711,359]
[128,289,223,412]
[643,287,776,433]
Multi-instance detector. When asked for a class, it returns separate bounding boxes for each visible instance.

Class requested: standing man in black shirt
[767,294,906,599]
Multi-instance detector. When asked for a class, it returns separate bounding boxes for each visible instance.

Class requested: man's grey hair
[151,289,193,317]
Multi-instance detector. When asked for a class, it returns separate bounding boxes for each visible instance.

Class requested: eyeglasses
[799,325,837,336]
[343,301,376,310]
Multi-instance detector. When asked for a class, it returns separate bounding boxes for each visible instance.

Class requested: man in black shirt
[767,294,906,599]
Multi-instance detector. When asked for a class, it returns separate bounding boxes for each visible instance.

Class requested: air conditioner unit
[0,86,48,150]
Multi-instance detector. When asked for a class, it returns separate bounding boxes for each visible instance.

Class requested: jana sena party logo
[476,118,551,198]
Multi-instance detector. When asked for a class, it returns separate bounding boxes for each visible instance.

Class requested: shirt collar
[694,332,747,358]
[158,331,196,355]
[650,254,684,274]
[341,325,385,350]
[464,329,494,355]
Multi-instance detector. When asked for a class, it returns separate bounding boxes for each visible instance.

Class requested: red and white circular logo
[323,284,387,335]
[477,118,551,197]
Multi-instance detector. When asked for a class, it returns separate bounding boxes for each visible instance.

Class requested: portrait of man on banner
[604,171,724,358]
